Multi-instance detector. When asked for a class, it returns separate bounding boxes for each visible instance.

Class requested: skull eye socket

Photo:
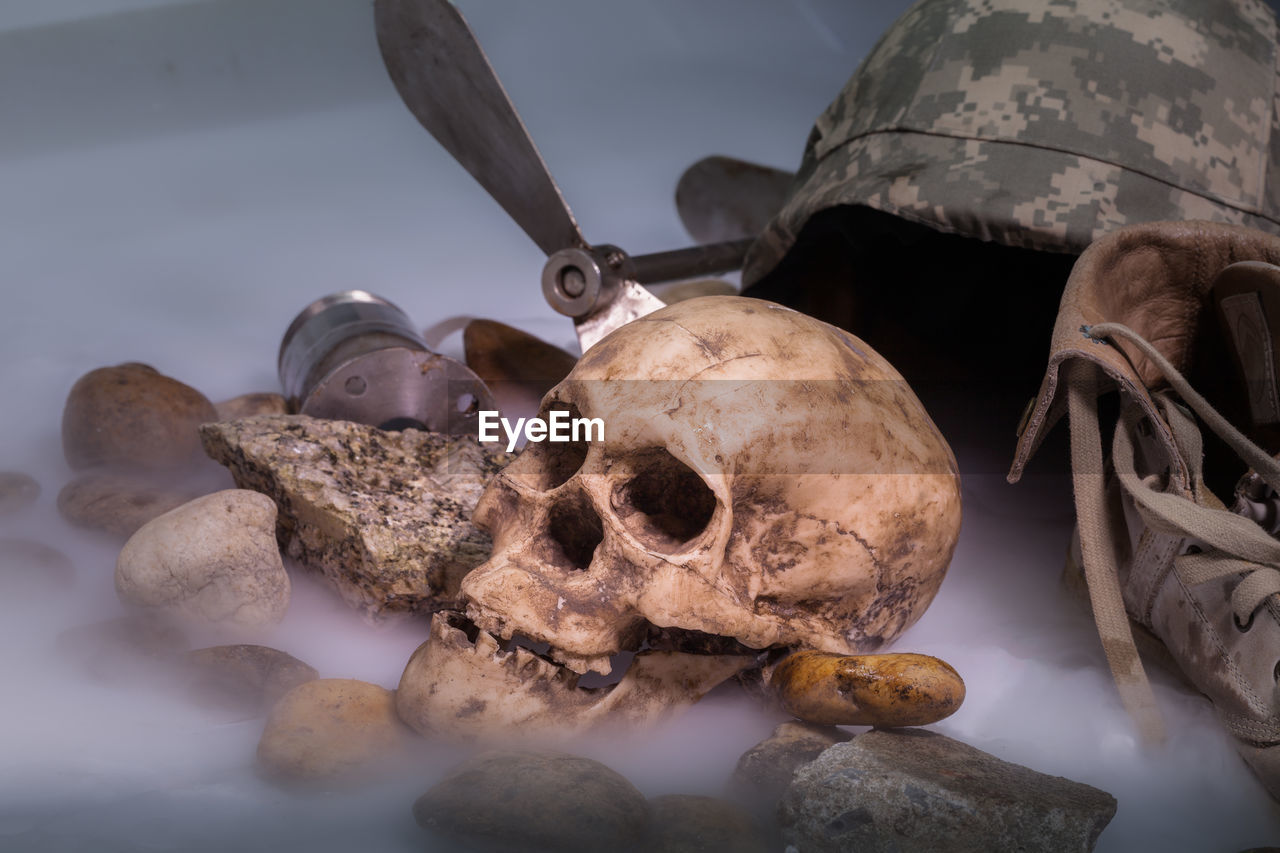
[612,448,716,554]
[512,403,589,491]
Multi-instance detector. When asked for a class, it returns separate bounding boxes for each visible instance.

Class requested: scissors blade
[375,0,586,256]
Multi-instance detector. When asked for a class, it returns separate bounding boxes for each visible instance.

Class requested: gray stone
[648,794,768,853]
[731,721,852,809]
[0,537,74,589]
[185,644,318,712]
[200,415,510,620]
[779,729,1117,853]
[56,616,188,684]
[413,751,650,853]
[57,470,197,537]
[0,471,40,514]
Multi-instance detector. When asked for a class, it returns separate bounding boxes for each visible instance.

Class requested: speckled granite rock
[779,729,1117,853]
[200,415,510,620]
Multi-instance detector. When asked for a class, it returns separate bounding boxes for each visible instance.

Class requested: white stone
[115,489,289,628]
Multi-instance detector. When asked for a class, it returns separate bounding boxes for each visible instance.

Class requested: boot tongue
[1214,261,1280,430]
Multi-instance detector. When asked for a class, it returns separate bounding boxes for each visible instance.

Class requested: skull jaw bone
[395,611,755,740]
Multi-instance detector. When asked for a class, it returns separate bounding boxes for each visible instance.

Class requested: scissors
[373,0,783,352]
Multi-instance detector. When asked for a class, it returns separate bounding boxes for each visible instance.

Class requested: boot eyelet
[1234,611,1255,632]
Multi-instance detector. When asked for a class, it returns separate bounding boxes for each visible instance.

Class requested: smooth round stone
[61,362,217,471]
[185,644,318,712]
[413,751,651,853]
[0,471,40,515]
[257,679,407,783]
[770,650,965,727]
[56,617,188,684]
[115,490,290,628]
[0,537,74,589]
[213,392,289,420]
[648,794,768,853]
[57,470,196,537]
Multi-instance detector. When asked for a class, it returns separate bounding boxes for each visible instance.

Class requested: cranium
[397,296,961,737]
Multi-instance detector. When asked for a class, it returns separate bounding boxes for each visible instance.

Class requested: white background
[0,1,1277,850]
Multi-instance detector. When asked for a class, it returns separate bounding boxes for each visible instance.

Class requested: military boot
[1010,220,1280,800]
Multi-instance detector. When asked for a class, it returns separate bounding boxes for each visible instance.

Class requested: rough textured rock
[730,721,852,809]
[779,729,1117,853]
[62,362,217,471]
[57,470,198,537]
[200,415,510,620]
[185,644,318,712]
[56,617,188,684]
[413,751,650,853]
[0,471,40,514]
[648,794,768,853]
[0,537,74,589]
[256,678,407,783]
[115,490,290,628]
[214,392,289,420]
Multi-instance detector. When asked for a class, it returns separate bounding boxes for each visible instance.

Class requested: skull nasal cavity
[547,492,604,570]
[615,449,716,553]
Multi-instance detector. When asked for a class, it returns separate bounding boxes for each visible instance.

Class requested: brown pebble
[213,392,290,420]
[0,471,40,514]
[57,470,196,537]
[257,679,408,783]
[0,537,74,588]
[770,650,965,727]
[61,362,217,471]
[464,319,577,420]
[186,644,318,712]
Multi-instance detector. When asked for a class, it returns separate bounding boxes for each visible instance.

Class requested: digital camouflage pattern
[744,0,1280,284]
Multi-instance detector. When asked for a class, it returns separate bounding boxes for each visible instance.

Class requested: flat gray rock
[731,721,852,809]
[200,415,510,620]
[779,729,1116,853]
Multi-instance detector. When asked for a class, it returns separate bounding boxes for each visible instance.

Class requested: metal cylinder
[278,290,494,436]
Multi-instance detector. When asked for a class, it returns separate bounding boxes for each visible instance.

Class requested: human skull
[397,295,961,736]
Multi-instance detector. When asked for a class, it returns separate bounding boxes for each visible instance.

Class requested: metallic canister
[278,290,494,435]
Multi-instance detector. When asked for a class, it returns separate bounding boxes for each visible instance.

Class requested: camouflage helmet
[743,0,1280,286]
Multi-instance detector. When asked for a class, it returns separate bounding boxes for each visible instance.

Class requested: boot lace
[1068,321,1280,745]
